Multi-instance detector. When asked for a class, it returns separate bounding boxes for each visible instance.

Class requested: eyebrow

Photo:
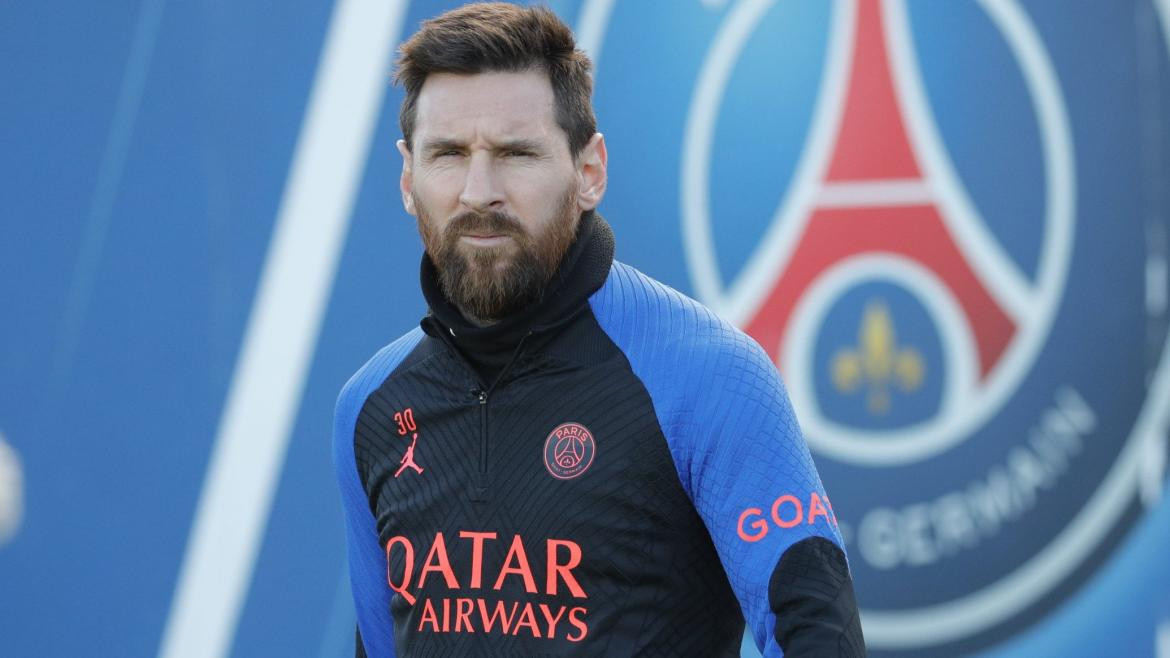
[418,137,546,156]
[492,138,543,154]
[419,138,466,156]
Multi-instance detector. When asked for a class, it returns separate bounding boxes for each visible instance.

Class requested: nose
[458,151,505,213]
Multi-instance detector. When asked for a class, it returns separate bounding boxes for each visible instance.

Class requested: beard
[416,186,580,323]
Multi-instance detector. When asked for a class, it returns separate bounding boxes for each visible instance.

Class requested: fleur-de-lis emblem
[832,300,924,414]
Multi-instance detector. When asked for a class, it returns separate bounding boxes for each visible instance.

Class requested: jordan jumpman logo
[394,432,424,478]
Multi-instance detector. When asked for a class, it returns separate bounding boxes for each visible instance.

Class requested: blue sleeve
[591,263,845,657]
[333,329,424,658]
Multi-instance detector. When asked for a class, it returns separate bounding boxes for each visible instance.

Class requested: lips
[448,210,524,239]
[459,233,512,246]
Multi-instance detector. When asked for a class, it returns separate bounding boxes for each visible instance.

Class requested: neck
[418,211,615,385]
[460,310,497,327]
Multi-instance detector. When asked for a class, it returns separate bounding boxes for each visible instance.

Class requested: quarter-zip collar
[419,210,616,386]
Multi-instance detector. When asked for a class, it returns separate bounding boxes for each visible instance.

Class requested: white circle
[782,255,981,463]
[0,432,23,546]
[677,0,1164,649]
[681,0,1076,466]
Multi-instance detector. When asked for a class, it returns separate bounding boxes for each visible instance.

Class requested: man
[334,4,864,656]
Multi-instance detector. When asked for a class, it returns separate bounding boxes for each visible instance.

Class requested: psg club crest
[590,0,1170,654]
[544,423,596,480]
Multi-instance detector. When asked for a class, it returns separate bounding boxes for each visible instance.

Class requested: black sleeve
[355,625,367,658]
[769,536,867,657]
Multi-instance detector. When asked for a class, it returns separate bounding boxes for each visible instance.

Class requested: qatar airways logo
[385,531,590,642]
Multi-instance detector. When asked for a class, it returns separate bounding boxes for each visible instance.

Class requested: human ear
[575,133,607,211]
[397,139,416,216]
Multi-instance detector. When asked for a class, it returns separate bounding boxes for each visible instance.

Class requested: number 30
[393,408,417,436]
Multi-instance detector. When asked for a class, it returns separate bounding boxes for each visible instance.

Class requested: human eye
[423,142,465,162]
[501,144,539,158]
[424,151,460,166]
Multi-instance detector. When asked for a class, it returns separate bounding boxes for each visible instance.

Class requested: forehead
[412,69,563,146]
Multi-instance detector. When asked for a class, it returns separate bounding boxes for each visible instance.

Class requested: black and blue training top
[333,213,864,657]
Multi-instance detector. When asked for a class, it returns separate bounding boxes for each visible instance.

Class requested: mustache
[445,210,525,239]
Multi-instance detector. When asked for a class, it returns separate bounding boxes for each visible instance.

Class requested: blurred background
[2,0,1169,656]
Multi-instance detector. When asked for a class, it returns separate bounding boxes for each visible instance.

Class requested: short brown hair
[394,3,597,156]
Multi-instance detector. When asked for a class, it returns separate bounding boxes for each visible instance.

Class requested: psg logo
[572,0,1170,653]
[543,423,597,480]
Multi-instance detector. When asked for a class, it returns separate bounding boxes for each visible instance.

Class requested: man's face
[398,69,607,322]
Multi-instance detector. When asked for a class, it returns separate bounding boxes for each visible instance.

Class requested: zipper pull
[473,389,488,404]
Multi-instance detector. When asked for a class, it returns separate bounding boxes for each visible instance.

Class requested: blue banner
[1,1,1168,656]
